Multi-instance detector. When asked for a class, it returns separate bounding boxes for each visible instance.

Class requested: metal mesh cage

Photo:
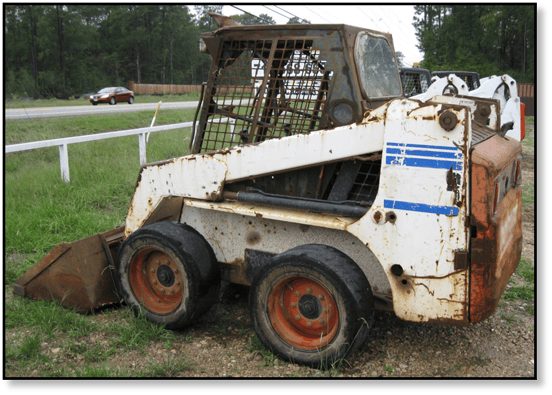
[400,69,430,97]
[347,160,381,204]
[196,39,334,153]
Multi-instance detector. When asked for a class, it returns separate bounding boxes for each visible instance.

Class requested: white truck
[15,15,524,368]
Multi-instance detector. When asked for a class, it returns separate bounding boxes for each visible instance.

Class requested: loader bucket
[13,226,125,312]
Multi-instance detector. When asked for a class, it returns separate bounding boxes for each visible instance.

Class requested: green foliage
[413,5,535,82]
[4,5,203,98]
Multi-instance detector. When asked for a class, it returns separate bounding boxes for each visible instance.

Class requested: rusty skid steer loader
[14,15,524,368]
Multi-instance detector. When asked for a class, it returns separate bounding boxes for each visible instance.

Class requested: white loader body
[126,97,473,324]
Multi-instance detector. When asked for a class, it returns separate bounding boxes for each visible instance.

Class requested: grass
[4,106,197,377]
[503,257,535,304]
[5,110,194,260]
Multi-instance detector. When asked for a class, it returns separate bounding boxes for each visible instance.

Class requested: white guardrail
[5,121,196,183]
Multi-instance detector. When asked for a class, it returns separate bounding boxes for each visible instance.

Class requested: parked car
[90,87,134,105]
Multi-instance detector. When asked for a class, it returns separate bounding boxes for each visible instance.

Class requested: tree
[287,16,310,24]
[413,4,535,82]
[230,12,275,25]
[395,51,406,68]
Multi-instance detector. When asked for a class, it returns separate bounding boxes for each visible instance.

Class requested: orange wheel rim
[128,248,184,315]
[267,275,339,351]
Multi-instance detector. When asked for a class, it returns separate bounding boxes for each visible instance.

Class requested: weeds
[146,355,194,377]
[108,309,176,351]
[248,336,278,367]
[5,297,98,339]
[504,258,534,303]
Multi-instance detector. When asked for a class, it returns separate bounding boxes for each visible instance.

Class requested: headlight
[101,94,109,98]
[90,96,93,99]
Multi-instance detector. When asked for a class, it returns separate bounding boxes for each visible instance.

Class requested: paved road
[5,101,200,120]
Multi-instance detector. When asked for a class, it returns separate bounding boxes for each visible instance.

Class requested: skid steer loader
[14,14,524,368]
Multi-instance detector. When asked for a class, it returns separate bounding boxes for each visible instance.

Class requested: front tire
[117,221,220,329]
[128,96,134,104]
[250,244,374,368]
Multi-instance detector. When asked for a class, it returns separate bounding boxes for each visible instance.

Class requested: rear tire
[110,97,116,105]
[117,221,220,329]
[128,96,134,104]
[250,244,374,369]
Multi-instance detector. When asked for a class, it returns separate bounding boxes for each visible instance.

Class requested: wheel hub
[157,265,175,287]
[298,294,322,319]
[267,275,339,351]
[129,249,184,315]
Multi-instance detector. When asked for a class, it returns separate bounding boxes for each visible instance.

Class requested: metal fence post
[139,133,147,166]
[59,144,70,182]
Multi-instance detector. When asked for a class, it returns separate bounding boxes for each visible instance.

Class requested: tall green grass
[4,109,194,273]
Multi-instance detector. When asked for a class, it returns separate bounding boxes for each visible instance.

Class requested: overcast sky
[221,4,424,67]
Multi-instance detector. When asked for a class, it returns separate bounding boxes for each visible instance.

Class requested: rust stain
[469,135,523,323]
[246,231,261,245]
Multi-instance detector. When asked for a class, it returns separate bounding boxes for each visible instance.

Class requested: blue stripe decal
[386,156,463,170]
[384,199,459,216]
[387,142,459,151]
[386,148,463,159]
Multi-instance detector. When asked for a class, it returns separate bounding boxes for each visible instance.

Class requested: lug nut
[160,288,165,293]
[151,268,155,273]
[291,302,297,308]
[295,291,301,297]
[307,321,313,327]
[318,294,324,300]
[295,314,301,320]
[307,287,312,293]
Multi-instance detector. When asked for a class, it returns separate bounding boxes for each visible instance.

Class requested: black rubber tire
[250,244,374,369]
[110,97,116,105]
[128,96,134,104]
[92,102,98,106]
[117,221,220,330]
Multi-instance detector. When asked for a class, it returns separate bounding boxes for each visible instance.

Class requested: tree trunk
[56,5,67,96]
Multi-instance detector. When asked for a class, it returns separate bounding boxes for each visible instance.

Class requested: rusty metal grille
[347,160,381,204]
[197,39,334,153]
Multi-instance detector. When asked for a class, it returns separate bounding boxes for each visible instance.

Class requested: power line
[229,5,275,24]
[272,5,309,23]
[262,5,291,21]
[273,5,296,18]
[304,6,333,24]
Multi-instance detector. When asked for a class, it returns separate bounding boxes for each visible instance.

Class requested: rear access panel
[470,135,523,323]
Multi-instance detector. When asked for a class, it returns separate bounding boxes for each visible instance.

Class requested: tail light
[520,102,526,140]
